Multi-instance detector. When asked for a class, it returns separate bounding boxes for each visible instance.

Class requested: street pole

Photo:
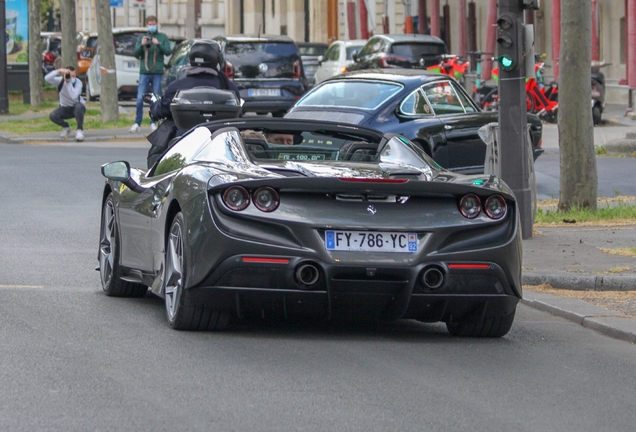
[497,0,532,239]
[0,0,9,114]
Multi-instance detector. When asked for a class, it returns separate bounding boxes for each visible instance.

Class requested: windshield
[296,81,402,110]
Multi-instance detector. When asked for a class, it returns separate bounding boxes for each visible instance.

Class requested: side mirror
[143,92,160,105]
[317,55,324,65]
[102,161,131,182]
[352,53,359,62]
[101,161,144,193]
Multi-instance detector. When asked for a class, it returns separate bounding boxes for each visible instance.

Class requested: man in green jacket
[131,15,172,132]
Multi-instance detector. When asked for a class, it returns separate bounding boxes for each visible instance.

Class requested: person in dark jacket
[146,40,242,168]
[131,15,172,133]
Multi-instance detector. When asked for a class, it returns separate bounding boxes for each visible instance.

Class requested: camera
[145,43,152,49]
[65,73,71,79]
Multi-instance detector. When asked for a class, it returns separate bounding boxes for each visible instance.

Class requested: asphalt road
[1,143,636,431]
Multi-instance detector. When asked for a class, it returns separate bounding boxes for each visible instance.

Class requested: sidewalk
[1,105,635,343]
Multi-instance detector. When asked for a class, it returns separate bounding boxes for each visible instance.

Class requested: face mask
[148,25,157,33]
[71,78,77,85]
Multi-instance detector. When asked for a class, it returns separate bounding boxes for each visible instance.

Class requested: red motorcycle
[424,54,470,86]
[483,60,559,123]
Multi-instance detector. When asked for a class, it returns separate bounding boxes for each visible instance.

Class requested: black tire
[98,193,148,297]
[163,213,230,331]
[592,104,602,126]
[446,309,516,338]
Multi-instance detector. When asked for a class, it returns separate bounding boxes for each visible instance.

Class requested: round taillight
[222,186,250,211]
[484,195,507,219]
[253,187,279,212]
[459,194,481,219]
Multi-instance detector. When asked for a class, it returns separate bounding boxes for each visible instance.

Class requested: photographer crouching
[44,67,86,142]
[131,16,171,133]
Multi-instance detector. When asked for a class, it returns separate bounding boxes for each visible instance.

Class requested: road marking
[0,285,44,289]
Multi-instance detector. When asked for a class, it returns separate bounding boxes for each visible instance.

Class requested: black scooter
[591,60,611,126]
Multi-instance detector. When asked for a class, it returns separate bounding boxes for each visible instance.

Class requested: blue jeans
[135,73,163,125]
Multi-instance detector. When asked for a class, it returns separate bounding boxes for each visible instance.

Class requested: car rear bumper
[190,254,521,322]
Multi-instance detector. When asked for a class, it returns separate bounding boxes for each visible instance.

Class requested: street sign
[132,0,146,9]
[110,0,123,6]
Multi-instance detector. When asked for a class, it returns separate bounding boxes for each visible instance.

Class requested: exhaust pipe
[295,263,320,287]
[421,267,444,290]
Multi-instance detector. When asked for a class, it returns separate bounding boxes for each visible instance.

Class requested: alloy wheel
[99,198,115,288]
[164,221,184,321]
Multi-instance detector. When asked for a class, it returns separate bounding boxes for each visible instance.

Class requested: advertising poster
[5,0,29,63]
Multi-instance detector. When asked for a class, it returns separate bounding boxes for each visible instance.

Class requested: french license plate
[248,88,281,97]
[325,231,418,253]
[126,61,139,69]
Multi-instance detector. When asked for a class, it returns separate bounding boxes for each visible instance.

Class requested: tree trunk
[95,0,119,122]
[558,0,597,211]
[28,0,44,105]
[59,0,78,70]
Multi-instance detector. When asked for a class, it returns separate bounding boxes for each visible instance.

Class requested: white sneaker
[150,122,157,131]
[130,123,141,133]
[75,129,85,142]
[60,127,72,138]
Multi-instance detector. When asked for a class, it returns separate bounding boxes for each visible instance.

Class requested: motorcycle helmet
[189,40,223,71]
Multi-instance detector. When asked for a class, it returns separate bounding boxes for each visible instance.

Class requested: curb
[522,291,636,344]
[1,134,150,144]
[523,272,636,291]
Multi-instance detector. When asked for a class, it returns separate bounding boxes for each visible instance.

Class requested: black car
[297,42,329,86]
[163,36,309,117]
[99,116,522,337]
[286,69,543,175]
[347,34,448,71]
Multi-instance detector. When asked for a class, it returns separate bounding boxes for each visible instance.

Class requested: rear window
[390,42,447,60]
[48,38,62,53]
[86,37,98,48]
[114,32,144,56]
[297,81,403,110]
[224,42,300,79]
[298,45,328,57]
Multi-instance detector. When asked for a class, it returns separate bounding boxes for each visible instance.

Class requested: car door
[393,87,446,161]
[116,177,156,272]
[421,80,488,174]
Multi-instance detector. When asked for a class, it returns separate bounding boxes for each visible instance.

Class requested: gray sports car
[98,118,522,337]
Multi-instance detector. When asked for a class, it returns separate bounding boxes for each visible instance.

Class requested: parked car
[164,36,309,116]
[86,28,183,101]
[76,31,98,86]
[41,32,62,75]
[85,27,147,100]
[297,42,328,86]
[312,39,367,85]
[98,116,522,337]
[286,69,543,175]
[347,34,448,71]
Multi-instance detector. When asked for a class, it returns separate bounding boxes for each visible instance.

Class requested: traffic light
[496,13,522,72]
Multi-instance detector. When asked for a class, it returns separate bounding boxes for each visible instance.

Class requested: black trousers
[49,103,86,130]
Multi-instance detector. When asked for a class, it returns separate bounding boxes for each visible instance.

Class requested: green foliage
[535,201,636,225]
[595,145,606,155]
[0,101,134,134]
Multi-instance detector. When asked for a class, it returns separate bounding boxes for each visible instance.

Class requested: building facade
[74,0,631,104]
